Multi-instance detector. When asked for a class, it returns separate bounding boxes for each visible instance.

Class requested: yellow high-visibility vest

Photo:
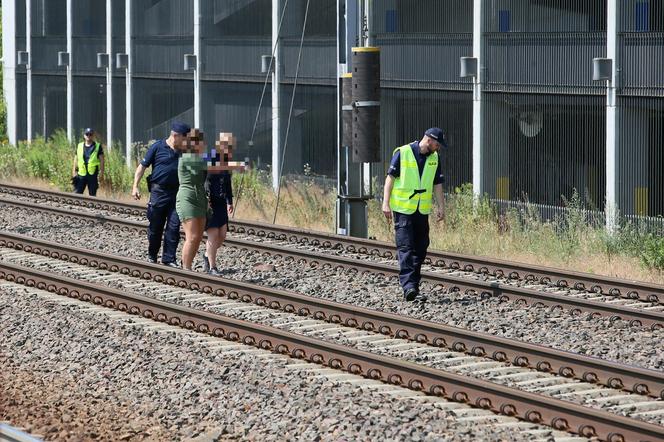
[389,144,438,215]
[77,142,101,176]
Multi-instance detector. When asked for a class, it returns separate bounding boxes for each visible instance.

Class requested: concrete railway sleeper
[1,182,663,307]
[1,280,582,442]
[1,197,663,329]
[1,231,662,406]
[1,261,663,442]
[3,246,664,431]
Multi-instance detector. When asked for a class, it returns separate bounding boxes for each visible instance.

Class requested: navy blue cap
[171,121,191,135]
[424,127,447,147]
[84,128,94,135]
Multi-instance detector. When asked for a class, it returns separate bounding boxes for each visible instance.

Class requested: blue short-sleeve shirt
[141,140,180,187]
[387,141,444,185]
[82,142,104,164]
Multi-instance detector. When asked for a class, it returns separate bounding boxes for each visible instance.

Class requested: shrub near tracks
[2,135,664,277]
[0,130,148,197]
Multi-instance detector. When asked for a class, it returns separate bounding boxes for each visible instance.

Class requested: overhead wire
[272,0,311,224]
[232,0,290,217]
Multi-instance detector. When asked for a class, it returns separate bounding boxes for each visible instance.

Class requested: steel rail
[1,261,663,442]
[1,231,662,402]
[1,182,663,306]
[2,196,663,330]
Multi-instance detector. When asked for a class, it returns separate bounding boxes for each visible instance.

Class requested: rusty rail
[1,182,662,306]
[1,231,662,402]
[1,261,663,442]
[2,196,663,330]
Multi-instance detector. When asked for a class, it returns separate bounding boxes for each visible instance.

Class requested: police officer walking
[72,128,104,196]
[131,122,190,267]
[382,128,446,302]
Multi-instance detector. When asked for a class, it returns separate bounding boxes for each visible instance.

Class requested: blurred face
[183,129,205,154]
[208,132,236,172]
[217,132,235,162]
[84,131,94,142]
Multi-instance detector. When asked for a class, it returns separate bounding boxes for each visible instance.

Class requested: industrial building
[2,0,663,230]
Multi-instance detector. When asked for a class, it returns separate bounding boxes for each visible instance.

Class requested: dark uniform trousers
[74,173,99,196]
[394,211,430,293]
[147,186,181,264]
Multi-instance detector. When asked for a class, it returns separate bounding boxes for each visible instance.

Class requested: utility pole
[2,0,18,145]
[125,0,132,166]
[193,0,201,128]
[26,0,32,140]
[271,0,283,191]
[605,0,619,232]
[106,0,113,150]
[336,0,377,238]
[66,0,73,141]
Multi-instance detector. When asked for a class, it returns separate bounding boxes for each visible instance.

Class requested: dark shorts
[206,200,229,229]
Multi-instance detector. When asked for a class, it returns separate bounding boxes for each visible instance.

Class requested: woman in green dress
[176,129,209,270]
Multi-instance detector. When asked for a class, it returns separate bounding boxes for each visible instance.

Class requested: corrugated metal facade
[617,0,664,218]
[482,0,608,216]
[7,0,664,218]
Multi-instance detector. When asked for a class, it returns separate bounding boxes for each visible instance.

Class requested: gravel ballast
[1,204,662,373]
[1,248,661,426]
[0,283,563,441]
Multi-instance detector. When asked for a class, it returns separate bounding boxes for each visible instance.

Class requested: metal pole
[106,0,113,150]
[605,0,619,232]
[271,0,282,191]
[361,0,371,202]
[193,0,201,128]
[2,0,18,145]
[26,0,32,140]
[66,0,73,141]
[472,0,483,199]
[125,0,132,167]
[336,0,345,234]
[337,0,371,238]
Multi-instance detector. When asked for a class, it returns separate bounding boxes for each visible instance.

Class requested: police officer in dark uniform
[72,128,104,196]
[131,122,190,267]
[382,128,446,303]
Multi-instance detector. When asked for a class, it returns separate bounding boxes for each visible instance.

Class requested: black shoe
[208,267,222,277]
[404,288,418,302]
[148,255,158,264]
[163,261,179,268]
[200,251,210,273]
[413,292,428,303]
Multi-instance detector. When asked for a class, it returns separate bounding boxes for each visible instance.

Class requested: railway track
[1,256,663,442]
[3,231,664,435]
[1,195,663,330]
[2,182,663,308]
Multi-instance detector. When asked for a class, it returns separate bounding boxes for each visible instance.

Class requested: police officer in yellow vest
[72,128,104,196]
[382,128,446,302]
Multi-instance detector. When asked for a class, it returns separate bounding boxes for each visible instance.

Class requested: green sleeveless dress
[176,153,208,221]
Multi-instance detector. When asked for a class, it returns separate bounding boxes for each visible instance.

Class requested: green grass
[0,130,148,196]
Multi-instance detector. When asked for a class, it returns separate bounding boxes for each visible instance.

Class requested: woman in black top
[201,132,244,275]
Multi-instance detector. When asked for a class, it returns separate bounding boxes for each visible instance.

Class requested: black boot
[404,288,418,302]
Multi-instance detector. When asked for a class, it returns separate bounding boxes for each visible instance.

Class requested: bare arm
[433,183,445,221]
[382,175,395,220]
[72,155,77,177]
[132,164,147,200]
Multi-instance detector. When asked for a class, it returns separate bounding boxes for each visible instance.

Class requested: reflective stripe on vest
[389,144,438,215]
[77,142,100,176]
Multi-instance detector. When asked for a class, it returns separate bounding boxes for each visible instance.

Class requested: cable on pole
[233,0,290,217]
[272,0,311,224]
